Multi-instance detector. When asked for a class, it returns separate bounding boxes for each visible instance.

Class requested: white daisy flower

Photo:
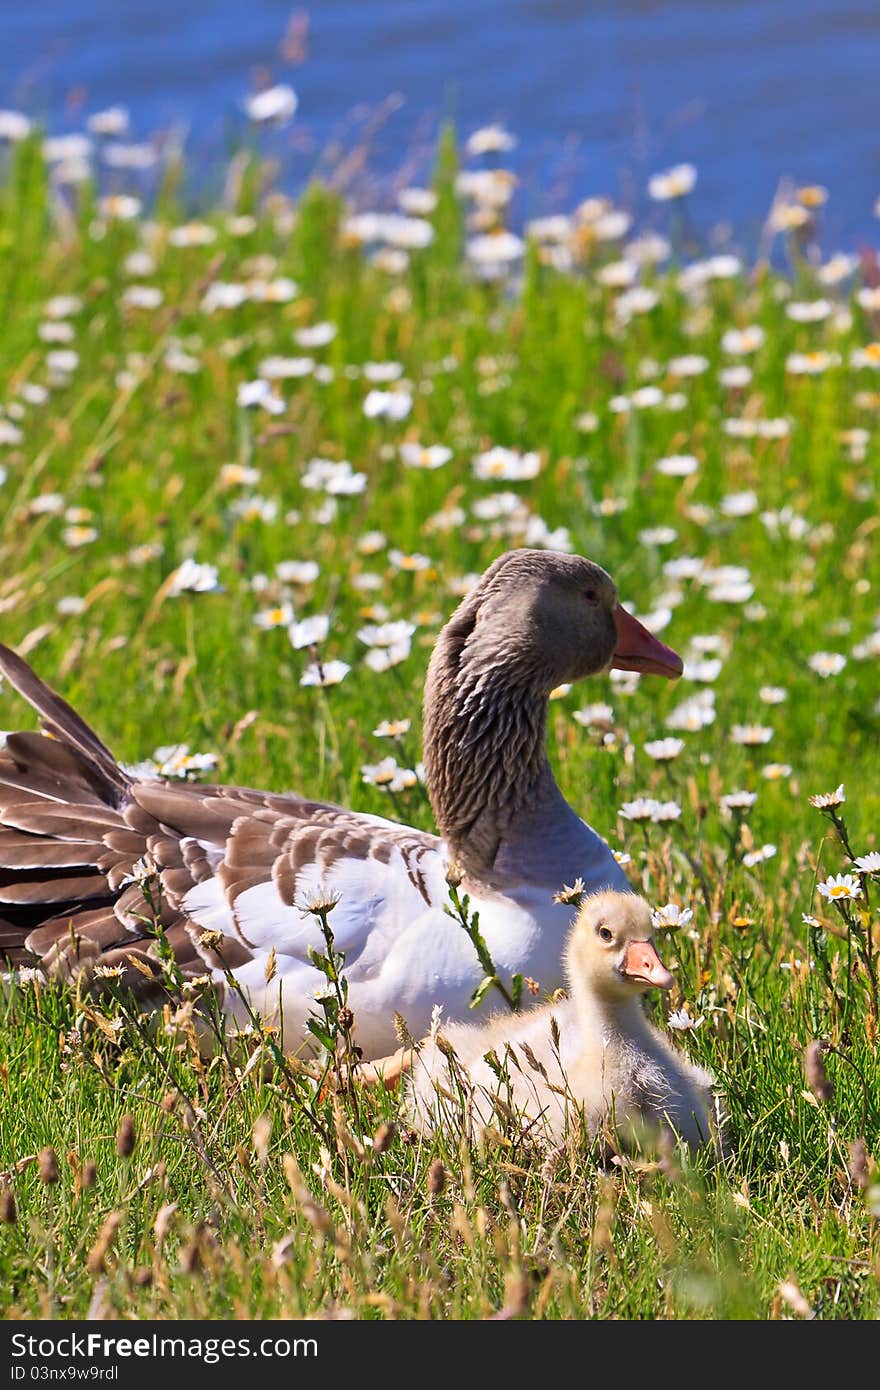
[363,388,413,421]
[300,660,350,688]
[730,724,774,746]
[743,844,777,867]
[289,615,330,650]
[808,651,847,678]
[808,785,846,809]
[643,737,685,762]
[817,873,862,902]
[167,560,223,596]
[655,454,698,478]
[619,798,660,823]
[651,903,694,930]
[667,1009,703,1031]
[648,163,697,201]
[245,84,298,124]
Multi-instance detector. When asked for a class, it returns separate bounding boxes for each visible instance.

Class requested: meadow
[0,126,878,1319]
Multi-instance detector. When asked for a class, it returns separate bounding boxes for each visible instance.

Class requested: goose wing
[0,645,444,1012]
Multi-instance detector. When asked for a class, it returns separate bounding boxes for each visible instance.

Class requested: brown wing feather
[1,732,117,806]
[0,871,108,905]
[0,761,109,809]
[182,838,215,884]
[147,835,188,869]
[104,860,138,892]
[0,645,128,799]
[129,783,239,842]
[0,802,128,839]
[0,833,106,869]
[272,851,297,907]
[157,867,199,900]
[26,909,131,957]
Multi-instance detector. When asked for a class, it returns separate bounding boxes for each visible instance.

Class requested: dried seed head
[252,1113,272,1168]
[804,1040,833,1103]
[38,1147,59,1185]
[538,1146,563,1186]
[271,1235,296,1269]
[592,1174,617,1255]
[81,1160,98,1190]
[427,1158,446,1196]
[180,1226,204,1274]
[393,1012,414,1047]
[86,1211,123,1275]
[154,1202,179,1243]
[657,1127,683,1183]
[520,1041,546,1076]
[778,1279,813,1319]
[498,1178,516,1217]
[0,1188,17,1224]
[848,1137,870,1190]
[264,945,277,985]
[492,1271,531,1320]
[372,1122,395,1154]
[116,1114,136,1159]
[331,1101,368,1161]
[161,1091,178,1113]
[337,1006,354,1032]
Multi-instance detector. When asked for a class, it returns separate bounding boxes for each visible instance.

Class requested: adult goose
[0,549,681,1057]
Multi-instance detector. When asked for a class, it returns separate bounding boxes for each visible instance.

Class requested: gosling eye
[584,588,600,606]
[597,926,613,943]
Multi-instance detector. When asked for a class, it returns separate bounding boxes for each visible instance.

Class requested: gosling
[405,890,714,1151]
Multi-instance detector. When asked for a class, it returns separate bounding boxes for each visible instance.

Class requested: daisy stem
[829,810,855,863]
[313,907,363,1124]
[445,880,518,1012]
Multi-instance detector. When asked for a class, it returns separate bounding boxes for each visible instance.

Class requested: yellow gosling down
[404,890,715,1153]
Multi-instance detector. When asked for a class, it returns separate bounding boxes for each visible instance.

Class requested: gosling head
[437,550,683,694]
[566,890,675,1001]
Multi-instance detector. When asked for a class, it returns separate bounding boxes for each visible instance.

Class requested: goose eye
[584,588,599,606]
[597,926,613,943]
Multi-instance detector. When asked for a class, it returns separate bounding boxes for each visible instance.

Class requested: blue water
[3,0,880,241]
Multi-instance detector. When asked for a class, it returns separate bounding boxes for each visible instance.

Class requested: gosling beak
[611,605,683,679]
[622,938,675,990]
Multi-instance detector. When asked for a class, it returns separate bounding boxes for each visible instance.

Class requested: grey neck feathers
[423,624,555,879]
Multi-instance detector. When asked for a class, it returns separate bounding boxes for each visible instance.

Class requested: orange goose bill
[611,605,683,679]
[621,938,675,990]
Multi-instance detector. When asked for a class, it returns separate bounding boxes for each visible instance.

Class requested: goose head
[437,549,682,693]
[566,891,675,1002]
[423,551,683,873]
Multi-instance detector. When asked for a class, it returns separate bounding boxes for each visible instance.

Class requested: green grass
[0,133,878,1318]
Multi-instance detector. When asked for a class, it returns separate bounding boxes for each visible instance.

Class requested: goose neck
[423,660,553,878]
